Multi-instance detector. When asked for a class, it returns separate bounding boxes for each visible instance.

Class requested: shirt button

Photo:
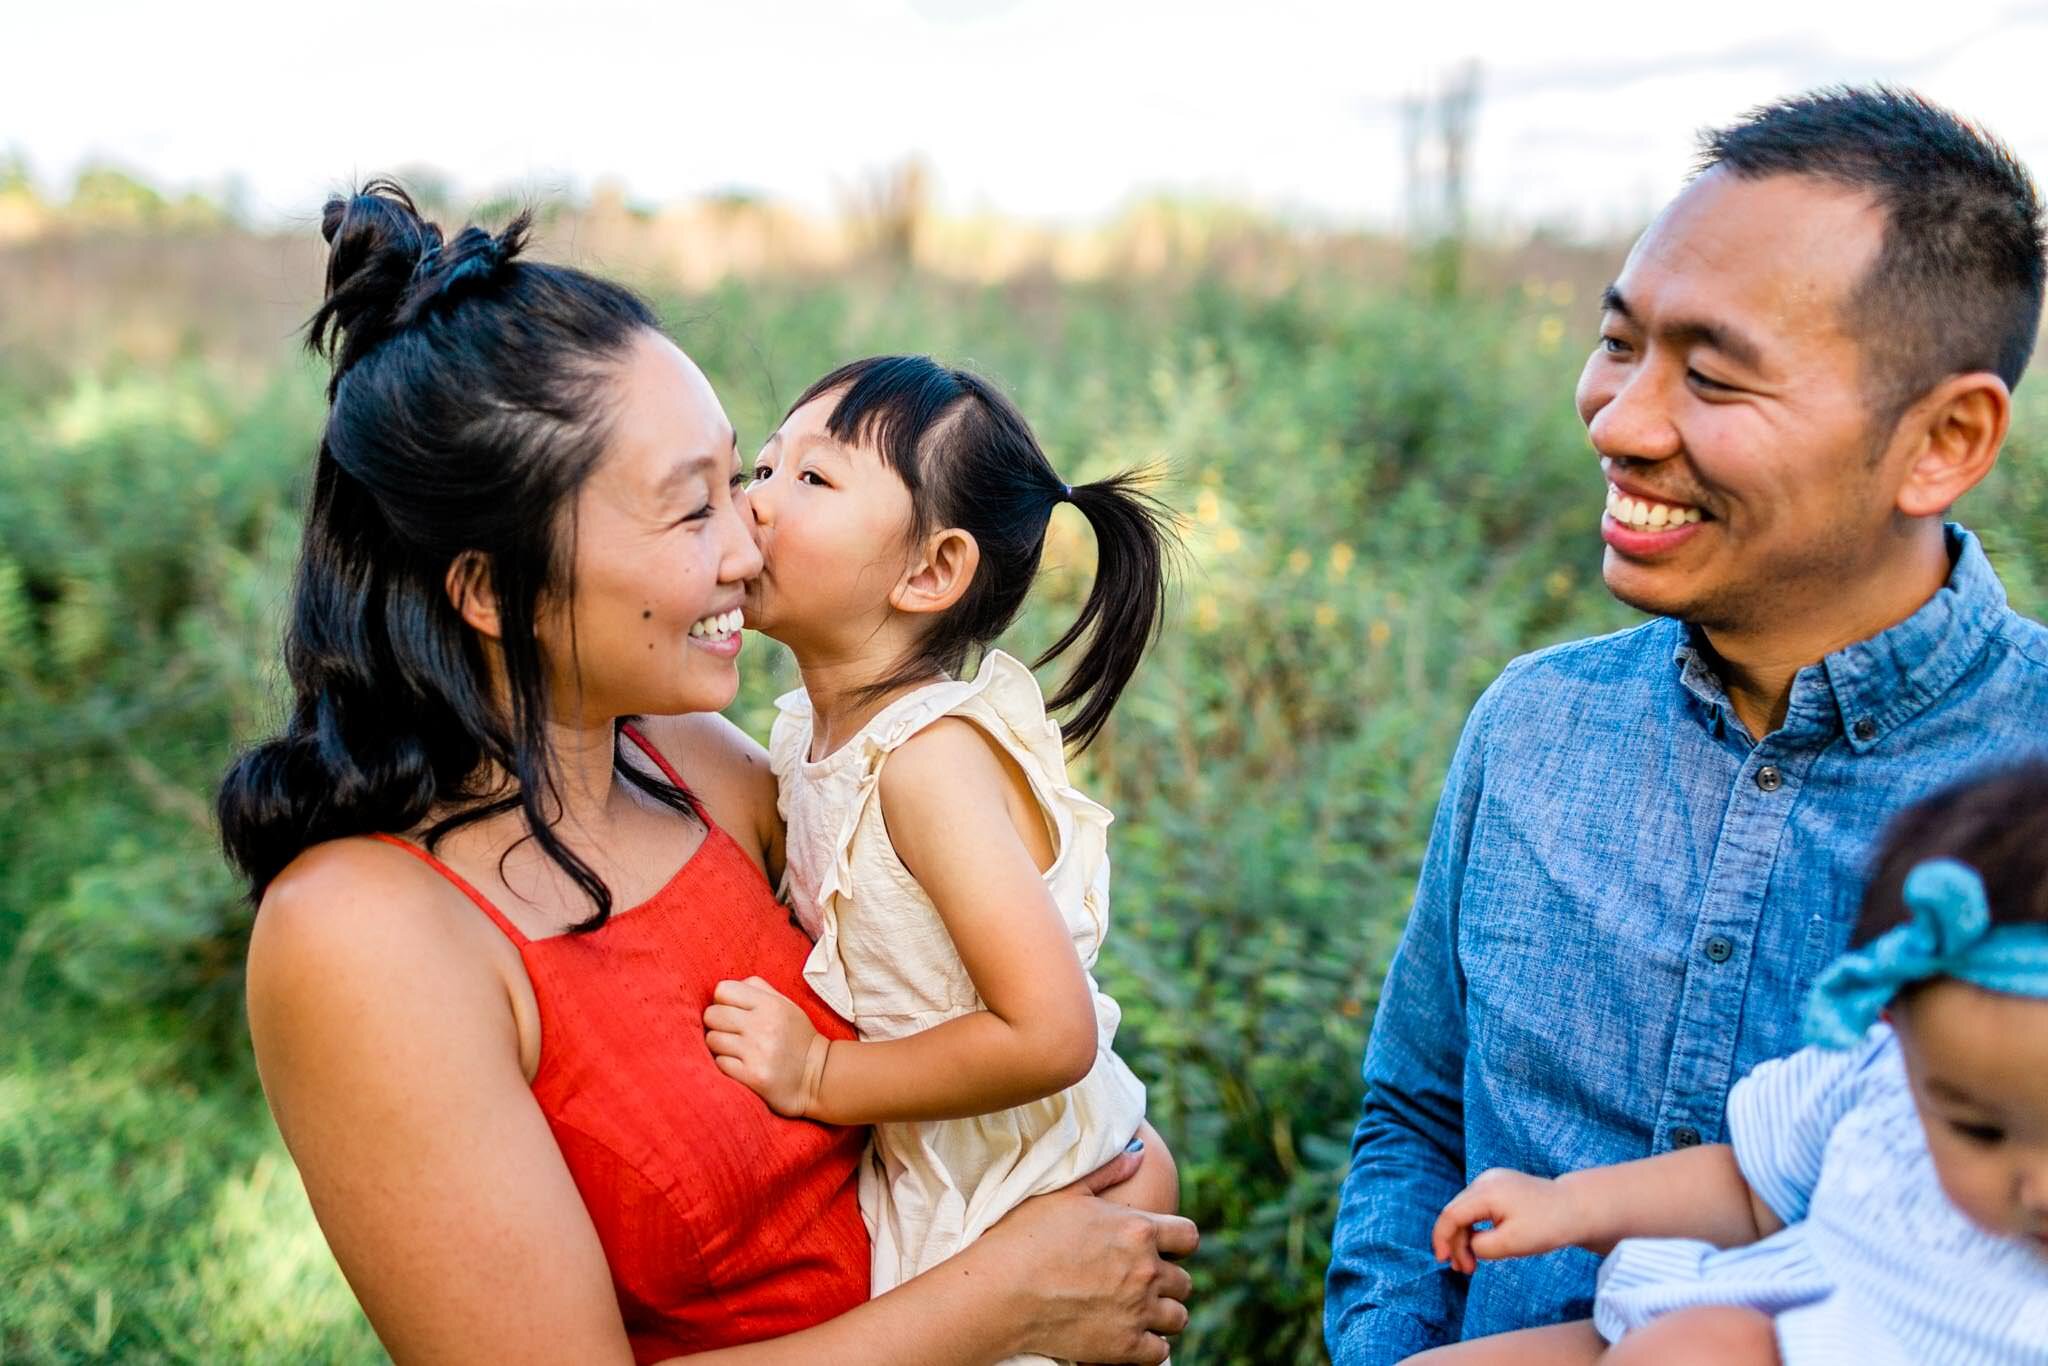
[1704,935,1734,963]
[1853,717,1877,742]
[1755,765,1783,792]
[1671,1126,1702,1148]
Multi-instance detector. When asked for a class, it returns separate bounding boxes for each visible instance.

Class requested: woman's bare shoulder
[631,712,778,839]
[248,837,509,1028]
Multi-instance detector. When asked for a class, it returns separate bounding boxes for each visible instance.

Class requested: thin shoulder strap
[619,722,710,822]
[368,833,532,948]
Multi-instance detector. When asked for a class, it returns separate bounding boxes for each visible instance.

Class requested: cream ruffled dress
[770,649,1148,1322]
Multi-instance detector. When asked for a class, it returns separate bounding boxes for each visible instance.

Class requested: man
[1325,86,2048,1361]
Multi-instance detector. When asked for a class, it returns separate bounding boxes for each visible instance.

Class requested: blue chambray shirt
[1325,525,2048,1363]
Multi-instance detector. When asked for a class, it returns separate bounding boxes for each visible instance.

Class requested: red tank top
[371,727,869,1361]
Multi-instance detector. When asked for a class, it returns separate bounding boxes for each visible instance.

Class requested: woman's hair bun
[308,178,527,398]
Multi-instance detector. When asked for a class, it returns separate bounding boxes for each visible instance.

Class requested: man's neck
[1700,528,1952,741]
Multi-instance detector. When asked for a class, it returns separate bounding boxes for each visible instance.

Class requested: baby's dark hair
[1854,761,2048,946]
[786,355,1176,750]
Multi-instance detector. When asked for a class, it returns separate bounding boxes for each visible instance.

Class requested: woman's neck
[539,711,633,838]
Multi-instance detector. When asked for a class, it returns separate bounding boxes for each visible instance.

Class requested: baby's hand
[704,976,829,1118]
[1431,1168,1583,1275]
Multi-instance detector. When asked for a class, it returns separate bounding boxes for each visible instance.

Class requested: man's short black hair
[1700,86,2046,421]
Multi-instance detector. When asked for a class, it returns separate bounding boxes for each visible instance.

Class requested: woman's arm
[709,717,1102,1123]
[247,841,641,1363]
[252,841,1195,1366]
[660,1151,1197,1366]
[1431,1144,1783,1274]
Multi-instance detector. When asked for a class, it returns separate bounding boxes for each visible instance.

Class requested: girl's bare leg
[1406,1319,1605,1365]
[1603,1305,1777,1365]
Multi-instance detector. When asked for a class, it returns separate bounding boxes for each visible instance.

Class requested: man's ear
[445,551,502,639]
[890,528,980,618]
[1893,371,2009,519]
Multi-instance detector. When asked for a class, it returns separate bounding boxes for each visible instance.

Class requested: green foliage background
[3,248,2044,1362]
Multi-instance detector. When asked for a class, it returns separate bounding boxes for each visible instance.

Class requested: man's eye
[1599,335,1631,356]
[1687,368,1731,392]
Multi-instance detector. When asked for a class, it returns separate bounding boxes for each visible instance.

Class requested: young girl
[702,356,1176,1350]
[1423,761,2048,1365]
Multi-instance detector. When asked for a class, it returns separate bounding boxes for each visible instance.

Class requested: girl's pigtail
[1037,470,1178,750]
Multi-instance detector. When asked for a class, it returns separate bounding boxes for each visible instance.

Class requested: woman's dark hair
[1854,761,2048,946]
[786,355,1177,750]
[217,178,690,929]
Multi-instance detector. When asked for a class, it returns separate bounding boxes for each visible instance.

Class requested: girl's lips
[1602,513,1707,558]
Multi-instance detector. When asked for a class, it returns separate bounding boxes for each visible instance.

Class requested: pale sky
[13,0,2048,234]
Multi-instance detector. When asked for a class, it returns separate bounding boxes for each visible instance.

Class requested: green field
[4,209,2044,1362]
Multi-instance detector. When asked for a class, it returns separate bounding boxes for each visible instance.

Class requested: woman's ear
[890,528,980,618]
[445,551,503,639]
[1893,371,2010,520]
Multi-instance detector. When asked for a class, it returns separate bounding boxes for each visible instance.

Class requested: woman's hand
[705,976,827,1117]
[966,1157,1199,1364]
[1430,1167,1583,1274]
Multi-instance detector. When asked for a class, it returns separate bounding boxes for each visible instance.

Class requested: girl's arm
[1431,1145,1785,1274]
[709,716,1103,1125]
[250,840,1194,1365]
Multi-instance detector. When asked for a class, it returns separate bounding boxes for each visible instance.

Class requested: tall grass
[3,250,2042,1362]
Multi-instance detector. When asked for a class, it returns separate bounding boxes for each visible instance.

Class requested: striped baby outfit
[1595,1025,2048,1363]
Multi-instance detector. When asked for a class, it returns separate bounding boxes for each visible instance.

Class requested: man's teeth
[688,609,744,638]
[1605,485,1703,531]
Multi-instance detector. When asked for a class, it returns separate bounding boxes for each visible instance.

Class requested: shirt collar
[1823,524,2007,751]
[1670,524,2008,749]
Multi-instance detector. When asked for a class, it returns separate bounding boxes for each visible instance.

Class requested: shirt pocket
[1458,796,1691,1142]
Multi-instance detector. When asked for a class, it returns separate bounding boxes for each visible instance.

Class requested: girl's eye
[749,464,771,483]
[1950,1119,2006,1146]
[800,470,829,488]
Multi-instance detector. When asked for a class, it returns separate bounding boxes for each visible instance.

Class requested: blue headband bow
[1805,857,2048,1048]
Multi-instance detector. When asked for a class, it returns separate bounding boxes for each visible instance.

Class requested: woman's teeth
[1606,485,1704,531]
[688,609,743,639]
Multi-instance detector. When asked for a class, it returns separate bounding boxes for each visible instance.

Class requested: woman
[219,182,1194,1363]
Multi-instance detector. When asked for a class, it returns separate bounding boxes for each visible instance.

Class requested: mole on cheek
[642,609,652,620]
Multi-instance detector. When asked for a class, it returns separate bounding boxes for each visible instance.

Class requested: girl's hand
[1430,1167,1583,1274]
[705,976,828,1117]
